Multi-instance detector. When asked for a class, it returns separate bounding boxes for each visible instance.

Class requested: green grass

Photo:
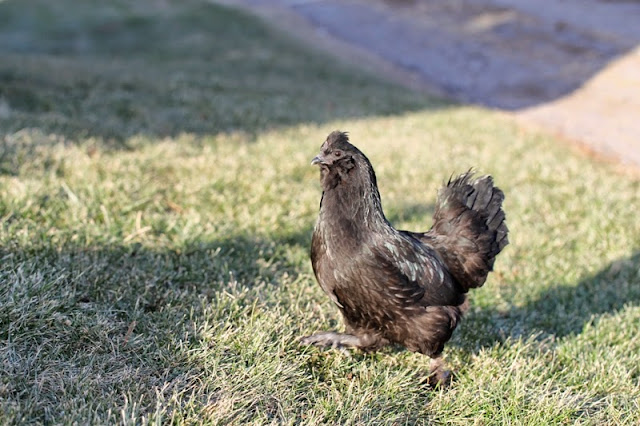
[1,0,639,424]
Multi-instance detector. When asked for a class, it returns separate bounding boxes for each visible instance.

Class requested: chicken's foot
[301,331,387,354]
[426,356,451,387]
[300,331,362,352]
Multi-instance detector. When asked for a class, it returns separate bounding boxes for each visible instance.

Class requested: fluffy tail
[425,171,509,291]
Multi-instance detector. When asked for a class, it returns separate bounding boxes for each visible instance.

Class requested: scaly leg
[300,331,385,353]
[426,356,451,387]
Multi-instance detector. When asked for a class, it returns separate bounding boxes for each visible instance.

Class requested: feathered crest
[326,130,350,147]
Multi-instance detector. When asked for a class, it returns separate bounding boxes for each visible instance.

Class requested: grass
[1,0,639,424]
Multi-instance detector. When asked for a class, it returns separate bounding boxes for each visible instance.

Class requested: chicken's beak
[311,154,325,166]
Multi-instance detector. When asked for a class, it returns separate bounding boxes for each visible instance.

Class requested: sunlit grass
[1,0,639,424]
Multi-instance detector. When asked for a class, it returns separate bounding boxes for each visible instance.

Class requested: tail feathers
[426,171,509,290]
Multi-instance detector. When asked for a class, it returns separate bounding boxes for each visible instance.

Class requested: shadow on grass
[3,222,638,420]
[0,0,447,151]
[458,251,640,350]
[0,226,314,422]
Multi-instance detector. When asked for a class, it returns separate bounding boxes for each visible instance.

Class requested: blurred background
[1,0,638,164]
[219,0,640,166]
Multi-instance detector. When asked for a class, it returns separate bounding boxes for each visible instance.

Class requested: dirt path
[214,0,640,167]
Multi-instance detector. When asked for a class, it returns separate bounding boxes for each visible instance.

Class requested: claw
[300,331,342,348]
[425,357,452,388]
[300,331,361,350]
[301,332,354,358]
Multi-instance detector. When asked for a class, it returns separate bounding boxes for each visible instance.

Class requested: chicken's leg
[300,331,386,352]
[426,356,451,387]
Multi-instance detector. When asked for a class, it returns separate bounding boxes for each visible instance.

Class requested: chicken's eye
[333,150,342,158]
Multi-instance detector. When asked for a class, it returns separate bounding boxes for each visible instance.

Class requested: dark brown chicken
[302,131,508,384]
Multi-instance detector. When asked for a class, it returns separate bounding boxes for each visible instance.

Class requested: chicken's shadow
[456,251,640,351]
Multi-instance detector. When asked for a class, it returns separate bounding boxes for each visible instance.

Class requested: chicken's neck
[318,159,391,238]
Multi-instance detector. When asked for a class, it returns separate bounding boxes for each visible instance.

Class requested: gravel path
[215,0,640,167]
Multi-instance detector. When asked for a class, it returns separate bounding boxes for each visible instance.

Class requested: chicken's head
[311,130,357,168]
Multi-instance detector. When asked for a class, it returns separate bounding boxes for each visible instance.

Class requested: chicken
[301,131,509,385]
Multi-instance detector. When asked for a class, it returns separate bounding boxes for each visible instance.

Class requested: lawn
[1,0,639,424]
